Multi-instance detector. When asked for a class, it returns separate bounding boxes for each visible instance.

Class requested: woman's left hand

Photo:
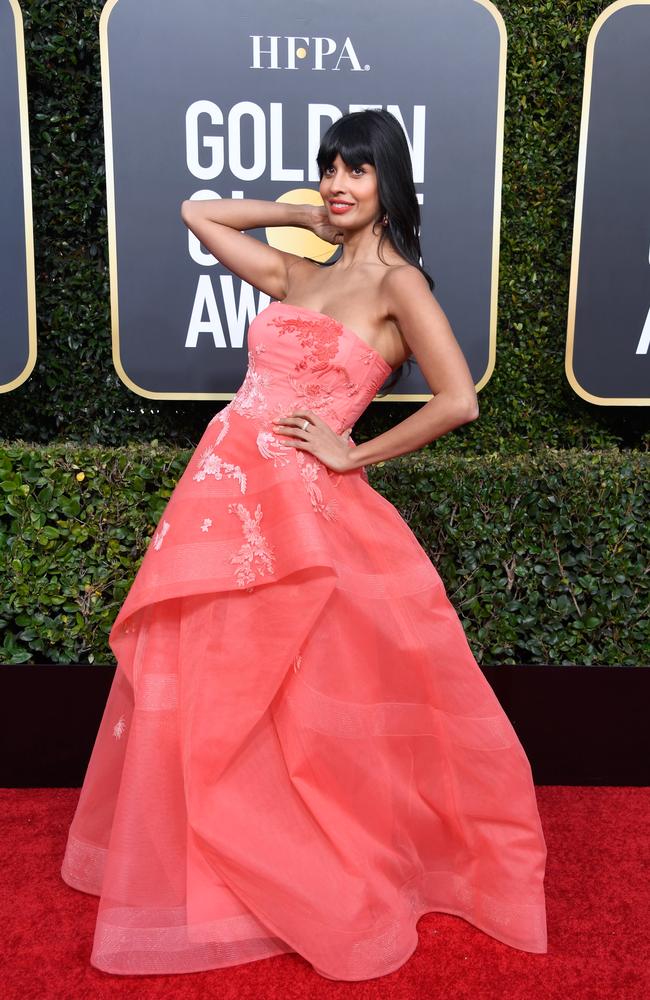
[272,409,356,473]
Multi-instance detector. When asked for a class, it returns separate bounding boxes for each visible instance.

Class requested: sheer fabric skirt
[61,470,547,979]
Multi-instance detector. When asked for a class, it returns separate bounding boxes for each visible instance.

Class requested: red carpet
[2,787,648,999]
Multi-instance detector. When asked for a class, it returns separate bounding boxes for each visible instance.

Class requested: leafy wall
[0,1,647,452]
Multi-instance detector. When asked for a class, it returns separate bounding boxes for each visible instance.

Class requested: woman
[61,109,547,981]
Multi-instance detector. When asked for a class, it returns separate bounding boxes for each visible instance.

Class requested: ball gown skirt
[60,301,547,980]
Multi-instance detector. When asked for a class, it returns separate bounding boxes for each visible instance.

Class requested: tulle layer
[62,307,547,978]
[62,515,547,978]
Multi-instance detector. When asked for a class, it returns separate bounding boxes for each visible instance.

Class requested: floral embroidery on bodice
[131,301,394,600]
[200,301,393,521]
[223,301,392,436]
[273,310,342,372]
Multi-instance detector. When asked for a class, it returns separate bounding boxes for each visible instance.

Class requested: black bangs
[316,117,375,177]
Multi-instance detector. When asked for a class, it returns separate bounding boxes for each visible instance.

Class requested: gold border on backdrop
[101,0,506,402]
[565,0,650,406]
[472,0,506,401]
[0,0,37,394]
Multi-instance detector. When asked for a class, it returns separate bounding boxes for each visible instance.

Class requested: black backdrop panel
[567,3,650,405]
[102,0,504,399]
[0,0,36,393]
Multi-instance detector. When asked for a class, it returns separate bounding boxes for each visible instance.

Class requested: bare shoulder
[380,261,449,332]
[381,261,434,307]
[379,261,477,408]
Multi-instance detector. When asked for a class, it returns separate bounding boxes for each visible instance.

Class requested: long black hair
[311,109,435,394]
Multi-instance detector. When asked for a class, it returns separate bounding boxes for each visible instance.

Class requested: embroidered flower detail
[284,376,344,429]
[283,356,360,427]
[288,375,336,408]
[256,429,293,466]
[327,362,360,397]
[207,406,231,445]
[230,351,273,419]
[207,406,231,443]
[192,445,247,493]
[295,451,338,520]
[326,467,343,488]
[200,517,213,532]
[227,501,276,588]
[113,715,127,739]
[269,314,343,372]
[152,519,170,550]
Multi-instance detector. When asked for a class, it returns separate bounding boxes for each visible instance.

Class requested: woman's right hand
[307,204,345,245]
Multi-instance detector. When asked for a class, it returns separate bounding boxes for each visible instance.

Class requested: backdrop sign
[566,1,650,406]
[100,0,505,401]
[0,0,36,395]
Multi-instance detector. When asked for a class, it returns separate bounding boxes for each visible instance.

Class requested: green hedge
[1,4,647,670]
[0,1,648,451]
[1,443,648,666]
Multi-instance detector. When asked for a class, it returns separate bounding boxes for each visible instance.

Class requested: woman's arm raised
[180,198,318,300]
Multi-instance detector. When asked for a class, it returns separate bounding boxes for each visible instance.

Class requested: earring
[382,214,388,226]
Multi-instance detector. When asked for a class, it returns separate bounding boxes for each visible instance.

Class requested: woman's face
[319,153,381,233]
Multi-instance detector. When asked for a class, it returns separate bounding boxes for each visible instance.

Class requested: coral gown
[60,300,547,980]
